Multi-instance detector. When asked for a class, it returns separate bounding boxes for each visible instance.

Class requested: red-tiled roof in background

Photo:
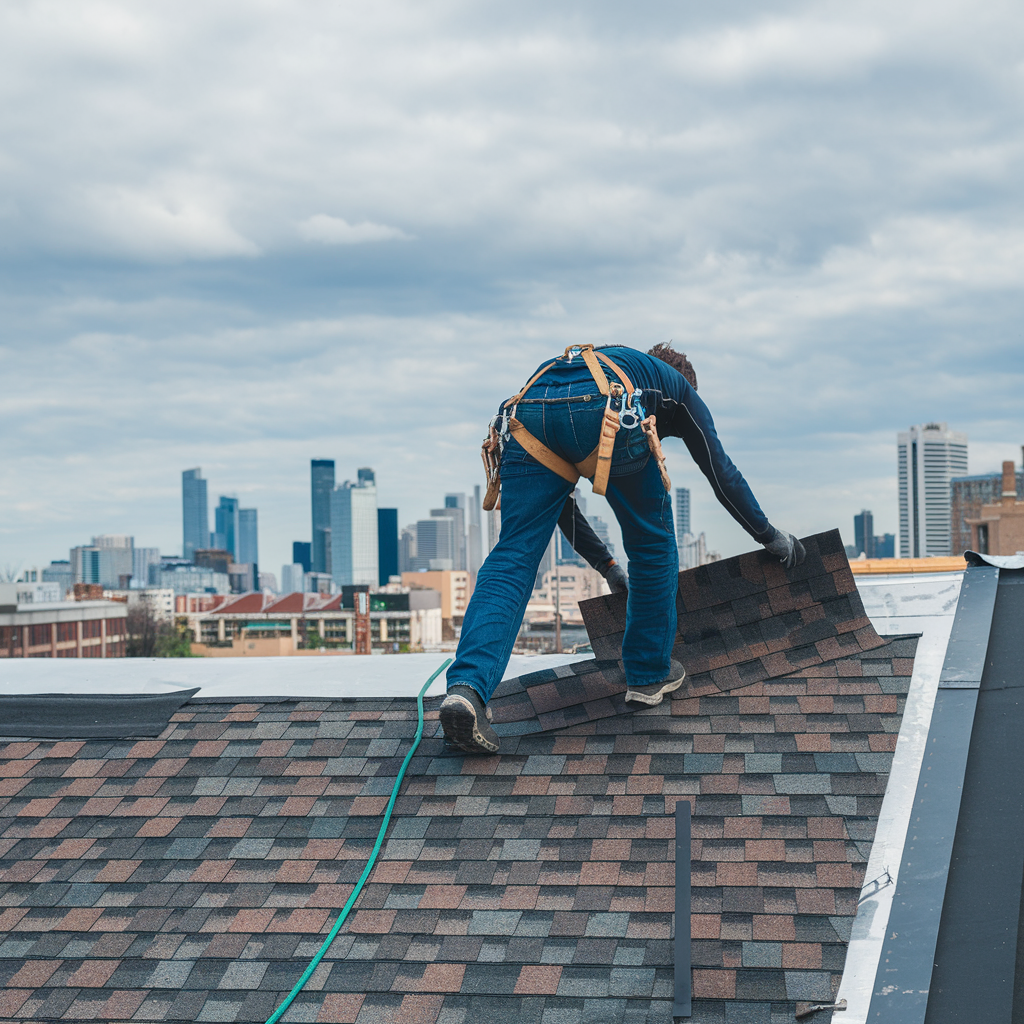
[264,593,309,615]
[214,593,271,615]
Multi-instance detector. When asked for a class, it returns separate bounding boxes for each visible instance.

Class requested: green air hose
[265,658,453,1024]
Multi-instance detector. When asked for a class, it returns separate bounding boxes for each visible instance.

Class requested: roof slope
[0,533,915,1024]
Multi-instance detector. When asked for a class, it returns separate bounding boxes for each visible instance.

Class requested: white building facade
[898,423,969,557]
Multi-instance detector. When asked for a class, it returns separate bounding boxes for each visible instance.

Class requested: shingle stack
[0,531,915,1023]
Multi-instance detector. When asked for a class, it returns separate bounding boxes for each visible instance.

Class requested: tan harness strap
[492,344,642,498]
[595,351,635,396]
[580,347,611,395]
[509,418,582,485]
[507,360,558,406]
[575,447,599,480]
[592,407,620,495]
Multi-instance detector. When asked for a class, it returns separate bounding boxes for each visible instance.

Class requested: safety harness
[482,344,671,511]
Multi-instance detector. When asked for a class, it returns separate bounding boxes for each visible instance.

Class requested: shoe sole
[624,671,686,707]
[439,695,500,754]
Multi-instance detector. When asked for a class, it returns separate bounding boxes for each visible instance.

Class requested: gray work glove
[764,528,806,569]
[604,562,629,594]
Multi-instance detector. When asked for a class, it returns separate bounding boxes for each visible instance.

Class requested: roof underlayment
[2,529,993,1024]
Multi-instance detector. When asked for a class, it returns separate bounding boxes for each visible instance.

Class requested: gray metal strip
[937,565,999,688]
[674,799,692,1018]
[865,565,999,1022]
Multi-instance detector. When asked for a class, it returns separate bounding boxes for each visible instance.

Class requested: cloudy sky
[2,0,1023,578]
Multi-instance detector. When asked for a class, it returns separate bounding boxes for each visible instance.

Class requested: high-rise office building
[132,548,161,589]
[311,459,335,574]
[399,525,417,573]
[675,488,691,539]
[358,467,376,486]
[378,508,399,585]
[413,516,455,570]
[238,509,258,566]
[71,536,134,588]
[898,424,968,557]
[292,541,311,573]
[468,486,484,579]
[330,474,378,586]
[182,468,208,560]
[854,510,875,558]
[238,508,258,591]
[214,497,240,560]
[434,494,467,570]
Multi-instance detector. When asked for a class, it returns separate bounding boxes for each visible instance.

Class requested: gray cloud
[1,0,1023,573]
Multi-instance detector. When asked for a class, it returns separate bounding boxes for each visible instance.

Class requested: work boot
[439,684,500,754]
[624,660,686,707]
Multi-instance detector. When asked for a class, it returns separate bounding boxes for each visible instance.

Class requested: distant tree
[158,620,197,658]
[1,564,21,583]
[126,603,161,657]
[126,604,198,657]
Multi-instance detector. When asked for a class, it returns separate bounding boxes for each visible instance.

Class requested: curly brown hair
[647,343,697,390]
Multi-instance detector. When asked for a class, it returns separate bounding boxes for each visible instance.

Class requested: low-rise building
[400,570,471,620]
[0,587,128,658]
[104,588,176,622]
[185,588,442,656]
[966,460,1024,555]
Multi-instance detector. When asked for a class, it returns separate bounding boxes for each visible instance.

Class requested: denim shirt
[503,346,773,543]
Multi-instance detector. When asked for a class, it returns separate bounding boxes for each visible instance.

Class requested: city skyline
[9,434,1024,587]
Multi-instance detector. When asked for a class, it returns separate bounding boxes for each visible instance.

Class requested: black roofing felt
[926,571,1024,1024]
[0,533,918,1024]
[0,690,199,740]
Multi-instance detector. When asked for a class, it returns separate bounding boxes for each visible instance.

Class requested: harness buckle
[619,390,645,430]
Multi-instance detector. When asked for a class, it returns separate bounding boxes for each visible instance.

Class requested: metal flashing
[937,565,998,688]
[965,550,1024,570]
[865,563,1000,1022]
[673,799,692,1019]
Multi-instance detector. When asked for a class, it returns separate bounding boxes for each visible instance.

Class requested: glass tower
[311,460,335,573]
[182,468,208,561]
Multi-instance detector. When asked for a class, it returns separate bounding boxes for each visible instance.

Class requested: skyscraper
[378,508,399,585]
[413,516,455,570]
[238,509,258,566]
[675,488,691,539]
[214,497,240,560]
[311,459,335,574]
[238,508,259,590]
[292,541,311,573]
[182,468,208,560]
[854,510,875,558]
[132,547,161,588]
[898,423,968,557]
[436,494,467,570]
[330,473,378,586]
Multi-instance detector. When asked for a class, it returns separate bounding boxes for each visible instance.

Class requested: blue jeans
[449,380,679,701]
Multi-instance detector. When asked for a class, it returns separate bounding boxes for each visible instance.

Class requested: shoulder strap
[595,351,635,396]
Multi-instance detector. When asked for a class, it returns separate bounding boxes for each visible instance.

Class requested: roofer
[440,342,805,754]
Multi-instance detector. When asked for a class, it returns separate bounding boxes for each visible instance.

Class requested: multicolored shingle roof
[0,531,913,1023]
